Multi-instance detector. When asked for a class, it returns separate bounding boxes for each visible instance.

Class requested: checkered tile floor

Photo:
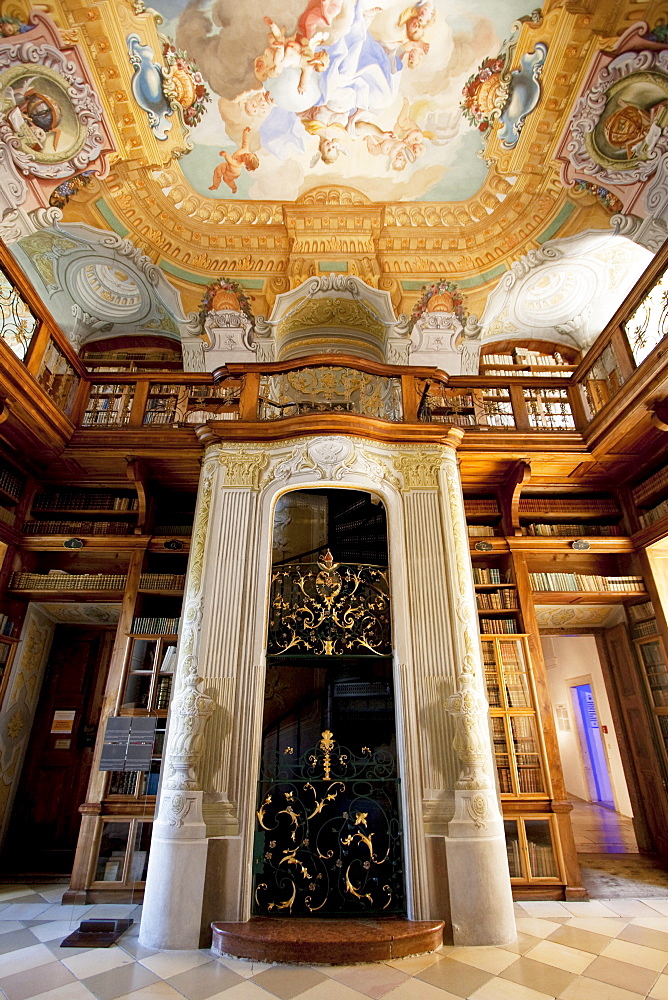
[2,887,668,999]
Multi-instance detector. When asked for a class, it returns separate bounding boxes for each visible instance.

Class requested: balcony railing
[1,237,668,441]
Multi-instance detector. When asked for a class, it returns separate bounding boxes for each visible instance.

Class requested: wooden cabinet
[504,816,562,884]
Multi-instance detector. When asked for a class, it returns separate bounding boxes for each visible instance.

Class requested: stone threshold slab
[211,917,444,965]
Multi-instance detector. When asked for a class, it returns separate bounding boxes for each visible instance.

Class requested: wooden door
[601,624,668,859]
[3,626,113,873]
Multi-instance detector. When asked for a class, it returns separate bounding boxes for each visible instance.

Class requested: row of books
[0,468,22,500]
[529,573,645,593]
[0,615,14,637]
[33,492,139,512]
[472,567,504,584]
[108,772,139,796]
[639,498,668,528]
[527,840,558,878]
[476,591,519,610]
[467,525,495,537]
[82,412,130,426]
[139,574,185,590]
[11,573,127,591]
[24,521,133,536]
[0,507,15,527]
[480,618,518,634]
[632,466,668,505]
[517,766,545,794]
[156,675,172,710]
[630,620,658,640]
[519,498,618,514]
[131,617,180,635]
[498,768,514,797]
[88,384,134,395]
[154,524,193,536]
[464,500,500,515]
[627,601,655,622]
[524,523,622,537]
[481,368,571,378]
[505,831,521,875]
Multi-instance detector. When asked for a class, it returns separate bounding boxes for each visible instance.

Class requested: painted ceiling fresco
[1,0,668,363]
[151,0,535,202]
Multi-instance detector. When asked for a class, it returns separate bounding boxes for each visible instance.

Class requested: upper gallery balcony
[0,239,667,460]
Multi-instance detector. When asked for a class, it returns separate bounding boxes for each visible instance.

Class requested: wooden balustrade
[2,236,668,441]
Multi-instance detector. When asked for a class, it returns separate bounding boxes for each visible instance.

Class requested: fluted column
[140,451,218,949]
[141,443,268,948]
[438,449,516,946]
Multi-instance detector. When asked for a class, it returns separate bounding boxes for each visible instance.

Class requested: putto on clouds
[164,0,532,201]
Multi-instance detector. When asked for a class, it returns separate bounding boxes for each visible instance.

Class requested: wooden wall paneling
[594,631,653,853]
[602,623,668,859]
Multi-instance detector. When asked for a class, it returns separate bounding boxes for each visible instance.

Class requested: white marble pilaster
[140,454,217,950]
[438,452,516,946]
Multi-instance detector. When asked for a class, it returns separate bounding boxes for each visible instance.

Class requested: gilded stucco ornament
[219,450,268,489]
[262,436,400,489]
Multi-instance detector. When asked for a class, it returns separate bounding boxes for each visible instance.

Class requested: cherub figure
[255,17,330,93]
[209,128,259,193]
[397,38,429,69]
[300,104,351,164]
[397,0,434,40]
[351,99,426,170]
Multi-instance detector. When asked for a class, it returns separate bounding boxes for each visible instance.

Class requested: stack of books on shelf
[0,468,22,500]
[32,492,138,512]
[472,567,504,584]
[631,619,658,639]
[10,572,127,591]
[529,572,645,593]
[497,768,513,795]
[108,772,139,796]
[518,767,544,793]
[480,618,518,634]
[519,498,619,515]
[505,832,522,875]
[632,467,668,506]
[476,590,519,610]
[0,507,15,527]
[524,523,622,537]
[527,839,557,878]
[131,617,180,635]
[153,524,193,536]
[0,615,14,637]
[138,573,186,591]
[24,520,133,536]
[156,675,172,710]
[639,498,668,528]
[628,601,655,622]
[464,500,500,517]
[468,525,495,537]
[482,349,572,377]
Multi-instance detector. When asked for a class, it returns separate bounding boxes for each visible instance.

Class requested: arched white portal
[139,434,515,950]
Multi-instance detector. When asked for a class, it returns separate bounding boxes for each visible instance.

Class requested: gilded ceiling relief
[0,0,665,332]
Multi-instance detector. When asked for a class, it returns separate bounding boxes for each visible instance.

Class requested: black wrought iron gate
[252,729,405,916]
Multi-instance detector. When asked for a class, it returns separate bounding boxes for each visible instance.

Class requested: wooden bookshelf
[626,599,668,767]
[518,493,624,538]
[465,495,502,538]
[67,523,192,903]
[504,815,563,883]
